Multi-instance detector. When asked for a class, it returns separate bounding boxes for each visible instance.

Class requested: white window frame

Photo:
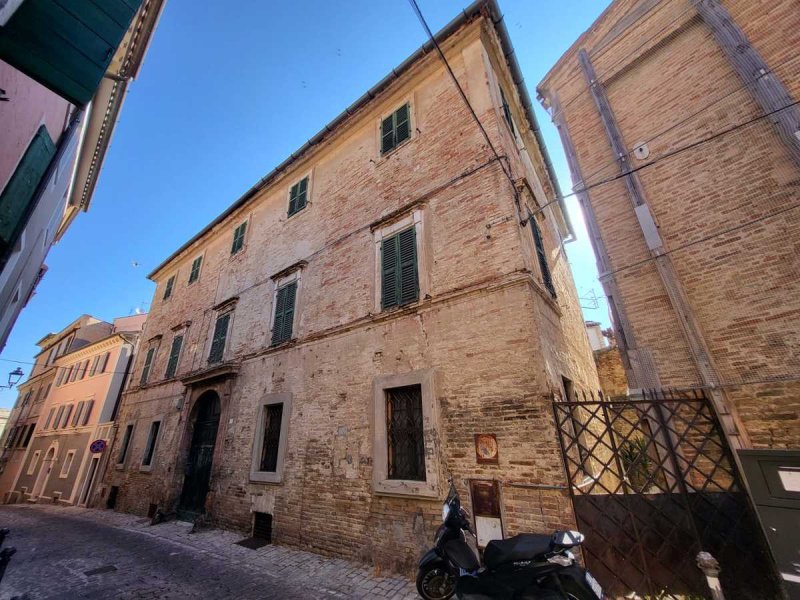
[372,207,429,312]
[372,368,439,498]
[59,450,75,478]
[27,450,41,475]
[249,392,292,484]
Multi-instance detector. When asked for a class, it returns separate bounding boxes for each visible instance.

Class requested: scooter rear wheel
[416,563,456,600]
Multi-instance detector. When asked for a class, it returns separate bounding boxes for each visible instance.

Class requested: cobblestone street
[0,505,418,600]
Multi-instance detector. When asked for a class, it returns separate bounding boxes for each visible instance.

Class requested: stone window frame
[249,392,292,484]
[372,207,429,313]
[139,416,164,473]
[59,449,75,478]
[372,368,440,498]
[27,450,41,475]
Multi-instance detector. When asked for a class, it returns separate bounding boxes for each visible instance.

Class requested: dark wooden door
[178,395,221,519]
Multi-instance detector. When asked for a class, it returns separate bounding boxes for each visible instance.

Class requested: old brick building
[104,0,598,573]
[538,0,800,451]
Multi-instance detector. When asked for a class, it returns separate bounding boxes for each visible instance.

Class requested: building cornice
[55,333,135,364]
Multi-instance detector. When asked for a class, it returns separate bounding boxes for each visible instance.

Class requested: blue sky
[0,0,611,407]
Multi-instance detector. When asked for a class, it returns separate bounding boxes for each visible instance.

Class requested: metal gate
[552,389,782,599]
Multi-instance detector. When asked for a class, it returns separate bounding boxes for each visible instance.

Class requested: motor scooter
[416,482,604,599]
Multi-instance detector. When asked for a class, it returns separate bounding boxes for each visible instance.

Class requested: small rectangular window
[271,282,297,346]
[381,227,418,309]
[386,384,425,481]
[231,221,247,255]
[531,217,556,298]
[208,312,231,364]
[287,177,308,217]
[259,404,284,472]
[60,451,75,478]
[165,335,184,379]
[117,424,134,464]
[140,347,156,385]
[27,451,40,475]
[163,275,175,300]
[500,87,516,136]
[188,256,202,284]
[381,103,411,154]
[142,421,161,466]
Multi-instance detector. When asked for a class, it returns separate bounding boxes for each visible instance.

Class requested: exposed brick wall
[538,0,800,449]
[104,16,599,575]
[594,347,628,397]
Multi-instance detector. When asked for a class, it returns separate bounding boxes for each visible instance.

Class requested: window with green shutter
[140,347,156,385]
[208,312,231,364]
[271,282,297,346]
[381,227,418,309]
[0,125,56,253]
[287,177,308,217]
[380,103,411,154]
[531,217,556,298]
[188,256,202,284]
[163,275,175,300]
[231,222,247,255]
[165,334,184,379]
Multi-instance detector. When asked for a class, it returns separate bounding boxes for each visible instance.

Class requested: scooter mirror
[553,530,585,548]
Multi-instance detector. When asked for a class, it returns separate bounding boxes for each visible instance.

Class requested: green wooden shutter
[271,282,297,345]
[297,177,307,211]
[381,114,394,153]
[231,222,246,254]
[0,125,56,250]
[398,227,418,305]
[189,257,202,283]
[381,234,399,308]
[395,104,410,145]
[163,276,174,300]
[288,183,298,216]
[208,312,230,363]
[165,335,183,378]
[531,218,556,298]
[140,347,155,385]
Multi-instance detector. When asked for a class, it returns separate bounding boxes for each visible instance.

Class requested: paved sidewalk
[0,504,418,599]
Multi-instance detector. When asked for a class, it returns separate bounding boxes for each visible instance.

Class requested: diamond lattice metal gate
[552,389,782,599]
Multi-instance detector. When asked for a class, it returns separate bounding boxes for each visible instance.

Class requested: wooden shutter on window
[165,335,183,378]
[0,125,56,250]
[189,256,202,283]
[208,313,230,363]
[82,400,94,426]
[89,355,99,376]
[271,282,297,346]
[381,227,418,309]
[288,178,308,216]
[61,404,73,428]
[140,347,155,385]
[531,218,556,298]
[381,115,395,154]
[44,408,55,429]
[163,276,174,300]
[72,401,84,426]
[395,104,410,145]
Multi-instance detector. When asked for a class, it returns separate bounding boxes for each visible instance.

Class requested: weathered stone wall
[538,0,800,449]
[105,16,598,574]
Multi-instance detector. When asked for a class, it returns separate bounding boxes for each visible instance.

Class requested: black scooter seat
[484,534,553,569]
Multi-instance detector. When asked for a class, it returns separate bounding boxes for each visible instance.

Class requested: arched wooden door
[178,392,221,520]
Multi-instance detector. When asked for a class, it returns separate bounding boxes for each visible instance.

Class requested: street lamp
[0,368,23,389]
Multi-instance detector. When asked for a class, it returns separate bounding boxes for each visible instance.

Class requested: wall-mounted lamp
[0,368,24,389]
